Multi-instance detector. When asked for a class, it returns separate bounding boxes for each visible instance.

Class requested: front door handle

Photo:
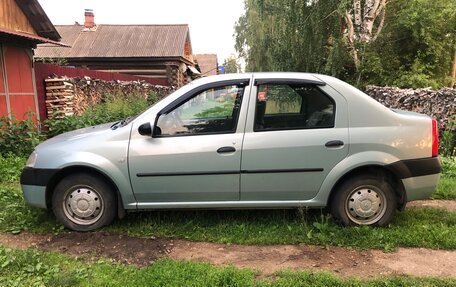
[325,140,344,148]
[217,146,236,154]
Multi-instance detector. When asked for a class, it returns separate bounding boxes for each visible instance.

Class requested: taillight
[432,118,439,157]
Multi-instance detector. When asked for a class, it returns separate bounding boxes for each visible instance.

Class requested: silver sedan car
[20,73,442,231]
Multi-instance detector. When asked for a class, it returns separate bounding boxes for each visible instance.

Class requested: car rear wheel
[52,173,116,231]
[330,175,397,226]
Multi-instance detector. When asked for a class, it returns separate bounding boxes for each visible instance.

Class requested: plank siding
[0,0,37,35]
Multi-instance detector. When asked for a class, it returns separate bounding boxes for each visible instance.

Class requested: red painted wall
[34,63,169,120]
[0,50,7,116]
[0,44,37,120]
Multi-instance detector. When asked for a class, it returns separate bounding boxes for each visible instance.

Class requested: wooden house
[35,10,200,87]
[0,0,63,120]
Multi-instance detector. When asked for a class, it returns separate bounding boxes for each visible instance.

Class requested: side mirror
[138,122,152,136]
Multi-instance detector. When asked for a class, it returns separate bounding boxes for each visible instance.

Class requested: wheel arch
[327,164,406,210]
[45,165,125,218]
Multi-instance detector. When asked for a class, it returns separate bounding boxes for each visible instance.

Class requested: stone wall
[365,86,455,131]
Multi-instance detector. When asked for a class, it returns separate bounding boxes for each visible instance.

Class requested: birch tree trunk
[345,0,387,68]
[451,49,456,87]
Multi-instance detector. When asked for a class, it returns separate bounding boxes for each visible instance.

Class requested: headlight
[26,151,37,167]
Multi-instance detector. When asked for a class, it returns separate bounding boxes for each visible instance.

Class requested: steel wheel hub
[346,186,386,225]
[64,187,103,225]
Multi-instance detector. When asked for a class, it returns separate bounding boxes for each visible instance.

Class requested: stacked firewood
[45,77,75,118]
[365,86,456,131]
[44,75,175,117]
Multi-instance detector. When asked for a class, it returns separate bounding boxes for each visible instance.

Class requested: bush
[0,114,44,157]
[44,93,155,137]
[440,116,455,157]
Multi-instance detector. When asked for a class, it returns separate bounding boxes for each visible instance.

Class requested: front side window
[156,85,244,136]
[255,84,335,131]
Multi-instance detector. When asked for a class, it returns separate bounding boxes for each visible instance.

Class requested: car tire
[52,173,117,231]
[330,175,397,227]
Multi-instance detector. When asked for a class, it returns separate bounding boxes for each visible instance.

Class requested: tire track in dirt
[0,231,455,279]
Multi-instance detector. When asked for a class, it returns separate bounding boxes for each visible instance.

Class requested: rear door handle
[325,140,344,148]
[217,146,236,153]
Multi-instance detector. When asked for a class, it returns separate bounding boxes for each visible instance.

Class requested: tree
[343,0,387,69]
[234,0,456,88]
[222,56,241,73]
[235,0,348,77]
[363,0,456,88]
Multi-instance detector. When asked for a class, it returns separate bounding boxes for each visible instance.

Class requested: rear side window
[254,84,335,131]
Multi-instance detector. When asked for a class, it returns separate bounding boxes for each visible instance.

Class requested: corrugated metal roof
[35,24,190,58]
[194,54,218,75]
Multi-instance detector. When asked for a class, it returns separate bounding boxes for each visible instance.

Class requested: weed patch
[0,185,59,234]
[0,115,43,157]
[0,156,25,184]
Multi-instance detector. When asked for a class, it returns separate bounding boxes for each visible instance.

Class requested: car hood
[37,122,117,149]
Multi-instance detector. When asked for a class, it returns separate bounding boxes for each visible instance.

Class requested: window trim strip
[254,78,325,86]
[159,79,250,115]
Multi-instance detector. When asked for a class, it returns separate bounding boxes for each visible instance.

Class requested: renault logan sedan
[20,73,442,231]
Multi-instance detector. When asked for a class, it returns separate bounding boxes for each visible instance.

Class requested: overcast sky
[37,0,245,64]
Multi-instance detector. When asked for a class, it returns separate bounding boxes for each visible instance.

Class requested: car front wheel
[52,173,117,231]
[330,175,397,226]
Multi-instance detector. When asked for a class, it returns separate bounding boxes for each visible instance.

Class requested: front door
[129,80,250,204]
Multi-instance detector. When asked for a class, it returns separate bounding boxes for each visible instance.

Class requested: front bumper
[20,167,59,186]
[21,184,47,208]
[20,167,59,209]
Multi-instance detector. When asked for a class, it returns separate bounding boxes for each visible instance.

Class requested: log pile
[44,75,175,117]
[365,86,456,131]
[45,77,75,118]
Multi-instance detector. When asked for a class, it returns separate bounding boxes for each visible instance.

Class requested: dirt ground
[0,199,455,279]
[407,199,456,212]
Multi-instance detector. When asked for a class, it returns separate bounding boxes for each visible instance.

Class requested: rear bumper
[402,173,440,201]
[386,156,441,179]
[385,156,441,201]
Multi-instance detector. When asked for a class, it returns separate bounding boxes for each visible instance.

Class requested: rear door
[240,77,349,201]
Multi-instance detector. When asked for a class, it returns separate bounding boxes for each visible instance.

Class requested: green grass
[0,155,25,184]
[0,184,61,234]
[433,177,456,199]
[1,245,455,287]
[1,184,456,250]
[106,206,456,250]
[1,155,455,250]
